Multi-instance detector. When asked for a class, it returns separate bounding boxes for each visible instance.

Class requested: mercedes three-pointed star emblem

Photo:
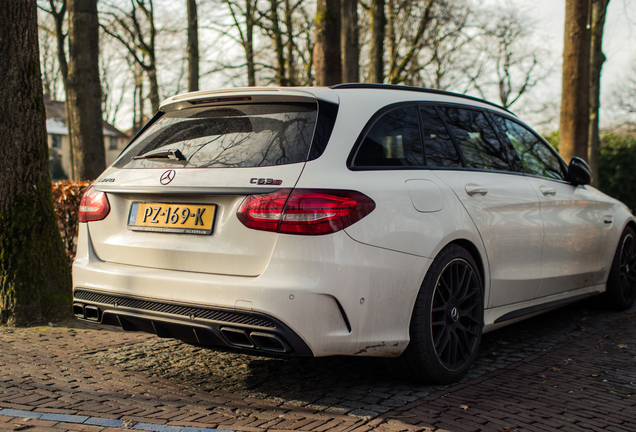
[160,170,176,185]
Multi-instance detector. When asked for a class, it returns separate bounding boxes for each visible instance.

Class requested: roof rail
[330,83,513,114]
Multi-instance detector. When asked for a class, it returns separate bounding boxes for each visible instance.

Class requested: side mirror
[568,157,592,186]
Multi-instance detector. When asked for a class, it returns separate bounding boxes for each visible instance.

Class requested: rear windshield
[115,103,318,169]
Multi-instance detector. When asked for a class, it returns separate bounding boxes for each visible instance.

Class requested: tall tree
[466,4,549,110]
[40,0,69,88]
[268,0,287,85]
[38,0,77,178]
[66,0,106,180]
[386,0,435,85]
[368,0,385,83]
[187,0,200,92]
[224,0,258,86]
[588,0,610,187]
[313,0,341,85]
[341,0,359,82]
[559,0,591,163]
[0,0,72,326]
[102,0,161,112]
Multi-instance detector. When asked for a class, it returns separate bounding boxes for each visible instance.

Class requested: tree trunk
[284,0,297,86]
[386,0,396,81]
[0,0,72,326]
[368,0,385,83]
[270,0,287,86]
[147,65,160,113]
[559,0,592,164]
[340,0,359,82]
[45,0,75,178]
[187,0,199,92]
[49,0,69,87]
[588,0,609,187]
[66,0,106,180]
[314,0,341,86]
[246,0,256,86]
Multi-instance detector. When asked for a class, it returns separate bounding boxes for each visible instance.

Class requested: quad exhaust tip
[220,327,291,353]
[73,303,100,321]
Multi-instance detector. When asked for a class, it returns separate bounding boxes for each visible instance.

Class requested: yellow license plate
[128,202,216,235]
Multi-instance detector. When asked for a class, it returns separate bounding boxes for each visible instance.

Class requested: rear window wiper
[133,148,186,161]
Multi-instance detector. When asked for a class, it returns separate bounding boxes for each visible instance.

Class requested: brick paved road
[1,299,635,432]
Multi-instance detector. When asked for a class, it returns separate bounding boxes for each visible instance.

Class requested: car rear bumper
[73,288,312,355]
[73,223,432,358]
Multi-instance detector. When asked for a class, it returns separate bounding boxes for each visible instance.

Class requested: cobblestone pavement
[1,298,635,432]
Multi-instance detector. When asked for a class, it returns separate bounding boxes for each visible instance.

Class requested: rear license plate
[128,202,216,235]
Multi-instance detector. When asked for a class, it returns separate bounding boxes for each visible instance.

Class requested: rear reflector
[237,189,375,235]
[79,186,110,222]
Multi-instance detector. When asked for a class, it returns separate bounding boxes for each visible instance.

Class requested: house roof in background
[44,95,128,138]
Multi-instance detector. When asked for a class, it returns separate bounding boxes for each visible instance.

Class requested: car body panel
[434,170,544,308]
[88,164,305,276]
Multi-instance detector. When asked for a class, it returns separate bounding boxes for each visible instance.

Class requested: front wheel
[605,226,636,310]
[386,244,483,384]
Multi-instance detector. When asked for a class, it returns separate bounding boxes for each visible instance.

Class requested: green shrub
[542,131,560,152]
[598,133,636,212]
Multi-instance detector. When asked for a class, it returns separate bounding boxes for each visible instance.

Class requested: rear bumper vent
[73,289,275,328]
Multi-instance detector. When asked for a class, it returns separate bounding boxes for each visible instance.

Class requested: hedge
[598,133,636,212]
[52,180,91,266]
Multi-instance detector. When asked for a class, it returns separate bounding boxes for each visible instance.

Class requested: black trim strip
[494,293,597,324]
[331,83,514,114]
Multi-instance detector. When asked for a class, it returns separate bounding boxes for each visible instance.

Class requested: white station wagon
[73,85,636,383]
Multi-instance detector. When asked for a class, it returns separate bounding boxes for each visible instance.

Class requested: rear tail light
[79,186,110,222]
[237,189,375,235]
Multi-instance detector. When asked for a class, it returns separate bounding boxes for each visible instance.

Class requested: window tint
[438,107,511,171]
[115,103,318,169]
[494,116,565,180]
[353,106,422,167]
[419,106,461,168]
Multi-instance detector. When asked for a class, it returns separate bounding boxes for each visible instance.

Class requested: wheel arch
[446,238,486,295]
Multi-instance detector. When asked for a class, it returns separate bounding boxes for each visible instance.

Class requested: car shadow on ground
[79,297,627,417]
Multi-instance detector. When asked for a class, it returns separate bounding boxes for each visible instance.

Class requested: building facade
[45,95,129,180]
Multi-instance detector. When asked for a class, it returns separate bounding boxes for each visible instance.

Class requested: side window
[494,116,565,181]
[353,106,422,167]
[437,106,511,171]
[419,106,461,168]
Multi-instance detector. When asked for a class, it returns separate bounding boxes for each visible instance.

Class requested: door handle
[465,184,488,196]
[540,186,556,196]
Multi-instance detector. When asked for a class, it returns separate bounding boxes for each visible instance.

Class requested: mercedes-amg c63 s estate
[73,84,636,383]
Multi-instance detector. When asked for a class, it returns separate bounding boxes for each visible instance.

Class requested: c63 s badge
[250,178,282,185]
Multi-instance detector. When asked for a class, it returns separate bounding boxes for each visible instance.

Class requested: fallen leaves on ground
[549,366,561,372]
[460,405,469,410]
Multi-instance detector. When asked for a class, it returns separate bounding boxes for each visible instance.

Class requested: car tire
[604,226,636,311]
[385,244,483,384]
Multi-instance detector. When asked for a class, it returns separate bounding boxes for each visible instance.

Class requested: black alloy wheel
[618,232,636,302]
[431,258,483,372]
[606,226,636,310]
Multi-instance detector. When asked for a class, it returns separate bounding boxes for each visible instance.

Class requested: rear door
[431,106,545,308]
[88,98,331,277]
